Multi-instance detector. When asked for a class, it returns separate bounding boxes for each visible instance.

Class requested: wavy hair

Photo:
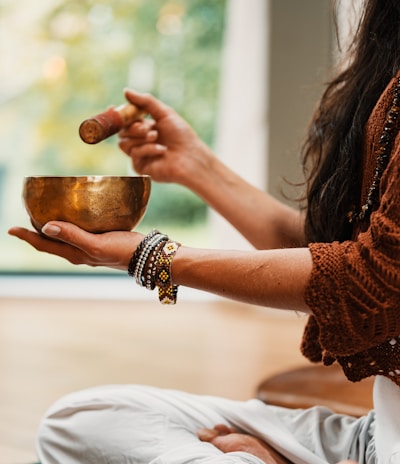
[302,0,400,243]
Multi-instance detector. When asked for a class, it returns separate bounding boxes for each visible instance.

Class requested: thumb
[41,221,93,251]
[124,88,170,121]
[197,428,219,442]
[41,222,62,237]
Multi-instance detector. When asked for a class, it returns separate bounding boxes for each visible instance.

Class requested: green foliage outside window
[0,0,226,271]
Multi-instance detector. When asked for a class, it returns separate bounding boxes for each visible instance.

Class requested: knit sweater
[301,73,400,387]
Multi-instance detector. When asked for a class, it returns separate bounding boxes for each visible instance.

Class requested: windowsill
[0,274,215,302]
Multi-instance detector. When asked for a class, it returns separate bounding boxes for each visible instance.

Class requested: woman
[8,0,400,462]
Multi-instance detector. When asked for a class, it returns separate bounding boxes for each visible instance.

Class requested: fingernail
[42,224,61,236]
[147,130,158,140]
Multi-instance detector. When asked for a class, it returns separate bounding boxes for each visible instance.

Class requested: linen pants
[35,377,399,464]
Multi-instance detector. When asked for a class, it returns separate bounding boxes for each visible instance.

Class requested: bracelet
[128,229,159,277]
[128,230,168,287]
[155,240,181,305]
[145,240,166,290]
[128,231,181,305]
[134,233,168,287]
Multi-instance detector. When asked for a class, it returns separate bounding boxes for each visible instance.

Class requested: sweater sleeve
[303,139,400,357]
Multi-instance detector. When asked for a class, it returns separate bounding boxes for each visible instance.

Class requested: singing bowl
[23,175,151,233]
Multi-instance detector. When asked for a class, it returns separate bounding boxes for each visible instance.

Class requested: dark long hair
[302,0,400,243]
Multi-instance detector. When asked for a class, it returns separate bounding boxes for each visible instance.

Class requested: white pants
[36,377,400,464]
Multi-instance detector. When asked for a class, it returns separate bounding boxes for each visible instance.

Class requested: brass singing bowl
[23,175,151,233]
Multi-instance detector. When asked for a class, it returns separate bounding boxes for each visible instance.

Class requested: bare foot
[198,424,292,464]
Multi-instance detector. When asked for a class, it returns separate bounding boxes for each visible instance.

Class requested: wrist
[127,229,181,304]
[177,141,216,191]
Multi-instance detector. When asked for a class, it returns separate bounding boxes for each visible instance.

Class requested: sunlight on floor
[0,296,308,463]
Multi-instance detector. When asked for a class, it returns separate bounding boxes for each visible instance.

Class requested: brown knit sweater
[301,73,400,387]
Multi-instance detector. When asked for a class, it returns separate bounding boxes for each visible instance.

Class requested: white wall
[212,0,333,250]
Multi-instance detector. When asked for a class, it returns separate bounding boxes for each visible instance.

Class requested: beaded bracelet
[128,230,168,286]
[128,231,181,304]
[144,240,167,290]
[134,234,168,288]
[128,229,160,277]
[155,240,181,305]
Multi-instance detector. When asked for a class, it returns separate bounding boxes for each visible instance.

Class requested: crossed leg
[36,385,369,464]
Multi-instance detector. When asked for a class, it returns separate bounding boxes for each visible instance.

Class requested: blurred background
[0,0,347,282]
[0,0,226,275]
[0,1,364,462]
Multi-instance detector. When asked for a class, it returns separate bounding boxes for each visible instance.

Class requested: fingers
[124,88,171,121]
[214,424,235,435]
[8,226,30,238]
[119,129,158,148]
[40,221,93,250]
[39,222,122,265]
[8,225,59,246]
[198,424,236,442]
[8,225,85,265]
[118,119,158,153]
[118,143,166,177]
[9,222,94,258]
[9,223,143,271]
[119,118,157,139]
[118,118,167,173]
[118,136,166,159]
[197,428,219,442]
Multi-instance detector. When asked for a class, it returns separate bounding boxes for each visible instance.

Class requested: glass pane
[0,0,226,273]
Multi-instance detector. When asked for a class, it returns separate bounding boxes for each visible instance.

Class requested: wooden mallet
[79,103,146,144]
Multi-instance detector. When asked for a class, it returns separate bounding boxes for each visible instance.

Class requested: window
[0,0,226,274]
[1,0,334,298]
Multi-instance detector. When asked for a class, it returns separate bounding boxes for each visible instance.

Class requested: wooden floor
[0,296,309,463]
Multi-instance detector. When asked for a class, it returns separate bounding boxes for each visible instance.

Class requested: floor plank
[0,297,308,463]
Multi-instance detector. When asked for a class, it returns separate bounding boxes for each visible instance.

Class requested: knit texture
[301,74,400,387]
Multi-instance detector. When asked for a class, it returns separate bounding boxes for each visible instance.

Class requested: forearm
[185,154,305,250]
[172,245,313,313]
[120,90,305,250]
[8,221,312,313]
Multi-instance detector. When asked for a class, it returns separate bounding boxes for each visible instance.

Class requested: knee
[36,385,165,463]
[36,387,115,462]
